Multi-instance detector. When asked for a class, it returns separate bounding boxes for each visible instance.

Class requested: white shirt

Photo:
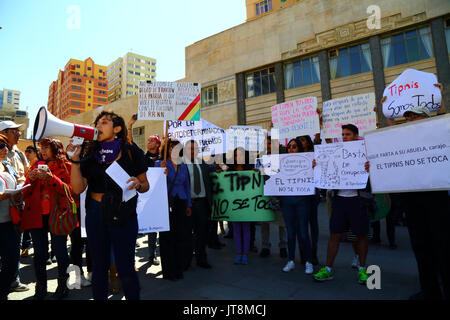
[187,160,206,199]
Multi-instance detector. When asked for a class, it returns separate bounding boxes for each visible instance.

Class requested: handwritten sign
[382,69,441,119]
[167,119,226,156]
[314,140,369,189]
[226,126,266,152]
[210,170,276,222]
[262,153,315,196]
[138,81,201,120]
[364,114,450,193]
[136,168,170,233]
[271,97,320,141]
[322,93,377,139]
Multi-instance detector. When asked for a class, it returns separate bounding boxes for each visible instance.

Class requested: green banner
[210,170,276,222]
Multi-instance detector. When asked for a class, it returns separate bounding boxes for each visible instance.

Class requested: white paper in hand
[105,161,137,202]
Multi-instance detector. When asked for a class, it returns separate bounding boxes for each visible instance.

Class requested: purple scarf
[94,139,122,163]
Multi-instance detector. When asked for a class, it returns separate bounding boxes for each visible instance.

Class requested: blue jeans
[0,222,19,299]
[281,196,313,262]
[29,214,70,284]
[85,198,140,300]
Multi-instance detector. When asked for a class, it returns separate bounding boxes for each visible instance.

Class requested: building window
[381,26,433,68]
[135,72,140,76]
[70,109,81,114]
[87,67,91,70]
[285,56,320,89]
[202,85,218,107]
[71,101,81,106]
[76,72,80,75]
[71,93,82,98]
[329,43,372,79]
[132,126,145,150]
[255,0,272,16]
[246,67,276,98]
[76,64,80,68]
[445,19,450,54]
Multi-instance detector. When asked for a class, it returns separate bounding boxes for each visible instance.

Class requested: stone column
[369,35,388,127]
[274,62,285,104]
[236,73,246,125]
[318,50,332,102]
[431,18,450,113]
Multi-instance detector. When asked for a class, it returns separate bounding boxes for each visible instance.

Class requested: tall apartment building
[107,52,156,103]
[47,57,108,119]
[0,88,20,110]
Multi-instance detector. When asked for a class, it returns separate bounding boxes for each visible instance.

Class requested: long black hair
[287,138,305,153]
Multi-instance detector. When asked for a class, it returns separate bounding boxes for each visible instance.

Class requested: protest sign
[210,170,276,222]
[226,126,265,152]
[262,153,315,196]
[364,114,450,193]
[314,140,369,189]
[138,81,201,120]
[271,97,320,141]
[167,119,226,156]
[382,69,441,119]
[136,168,170,233]
[322,93,377,139]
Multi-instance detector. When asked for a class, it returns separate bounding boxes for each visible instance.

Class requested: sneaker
[351,255,360,269]
[358,267,369,285]
[282,260,295,272]
[233,255,242,264]
[241,255,248,265]
[305,262,314,275]
[279,248,288,258]
[259,248,270,258]
[313,267,334,282]
[11,281,30,292]
[80,274,91,287]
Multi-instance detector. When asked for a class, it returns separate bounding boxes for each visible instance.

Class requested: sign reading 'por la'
[382,69,441,119]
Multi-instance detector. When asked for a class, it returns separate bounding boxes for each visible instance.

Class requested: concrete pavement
[8,201,420,300]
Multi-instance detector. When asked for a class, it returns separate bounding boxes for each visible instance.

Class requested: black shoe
[53,281,68,300]
[259,248,270,258]
[33,283,47,301]
[197,261,212,269]
[280,248,287,258]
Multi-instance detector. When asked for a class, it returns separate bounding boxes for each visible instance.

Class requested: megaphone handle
[67,136,85,157]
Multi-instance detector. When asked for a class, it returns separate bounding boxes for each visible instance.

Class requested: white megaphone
[33,106,98,157]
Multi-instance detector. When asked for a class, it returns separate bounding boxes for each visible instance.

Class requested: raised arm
[66,141,87,195]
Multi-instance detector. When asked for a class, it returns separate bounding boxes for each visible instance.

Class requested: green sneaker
[313,267,334,282]
[358,267,369,285]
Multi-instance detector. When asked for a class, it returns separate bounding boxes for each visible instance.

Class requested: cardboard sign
[382,69,441,119]
[314,140,369,189]
[210,170,276,222]
[136,168,170,233]
[167,119,226,157]
[262,153,315,196]
[322,93,377,139]
[226,126,266,152]
[364,114,450,193]
[138,81,201,120]
[271,97,320,141]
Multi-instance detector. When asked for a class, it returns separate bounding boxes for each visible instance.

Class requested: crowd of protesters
[0,82,448,301]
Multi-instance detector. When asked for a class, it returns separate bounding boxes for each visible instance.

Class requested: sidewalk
[8,202,419,300]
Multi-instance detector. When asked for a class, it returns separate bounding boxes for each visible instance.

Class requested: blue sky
[0,0,246,138]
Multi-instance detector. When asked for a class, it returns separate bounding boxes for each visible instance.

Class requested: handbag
[49,183,78,235]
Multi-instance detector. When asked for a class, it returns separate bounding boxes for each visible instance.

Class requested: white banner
[314,140,369,189]
[271,97,320,141]
[382,69,441,119]
[138,81,201,120]
[322,92,377,139]
[167,119,226,156]
[137,168,170,233]
[226,126,266,152]
[262,153,315,196]
[365,114,450,193]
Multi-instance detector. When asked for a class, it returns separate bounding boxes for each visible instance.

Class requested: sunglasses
[0,143,6,150]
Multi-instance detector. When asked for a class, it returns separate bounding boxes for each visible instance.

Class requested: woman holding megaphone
[67,110,149,301]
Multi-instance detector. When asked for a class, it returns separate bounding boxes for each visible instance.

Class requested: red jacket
[20,159,75,231]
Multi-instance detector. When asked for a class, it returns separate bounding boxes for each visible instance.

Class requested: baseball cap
[403,107,431,118]
[0,120,25,132]
[148,134,161,146]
